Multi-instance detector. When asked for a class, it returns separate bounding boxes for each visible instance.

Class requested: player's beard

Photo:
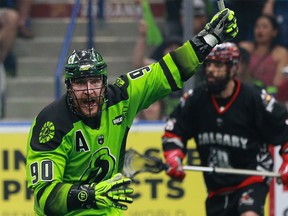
[68,87,105,118]
[76,94,104,117]
[206,73,230,95]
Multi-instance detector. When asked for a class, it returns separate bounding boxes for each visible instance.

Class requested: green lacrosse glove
[199,8,238,47]
[92,173,134,210]
[190,8,238,62]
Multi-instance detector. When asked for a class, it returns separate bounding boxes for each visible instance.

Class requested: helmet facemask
[66,75,107,118]
[204,42,240,95]
[64,48,108,118]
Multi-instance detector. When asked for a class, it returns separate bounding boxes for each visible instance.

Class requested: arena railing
[55,0,95,99]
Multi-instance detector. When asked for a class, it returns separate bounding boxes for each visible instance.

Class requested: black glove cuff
[67,184,96,211]
[189,37,213,62]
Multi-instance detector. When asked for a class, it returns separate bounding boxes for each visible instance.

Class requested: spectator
[0,8,18,117]
[0,0,33,77]
[17,0,33,38]
[0,0,34,39]
[0,8,18,63]
[217,0,275,43]
[238,14,288,101]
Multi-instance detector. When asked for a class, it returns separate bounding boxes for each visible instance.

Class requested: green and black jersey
[26,41,201,215]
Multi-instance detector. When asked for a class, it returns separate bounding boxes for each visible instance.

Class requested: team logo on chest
[239,189,254,206]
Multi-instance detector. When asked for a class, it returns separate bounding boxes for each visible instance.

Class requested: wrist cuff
[164,149,185,160]
[67,184,95,211]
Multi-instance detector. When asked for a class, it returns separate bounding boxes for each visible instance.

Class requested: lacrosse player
[26,8,238,216]
[162,42,288,216]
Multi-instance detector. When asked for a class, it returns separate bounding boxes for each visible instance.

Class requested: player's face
[205,61,230,94]
[70,76,105,117]
[205,61,228,82]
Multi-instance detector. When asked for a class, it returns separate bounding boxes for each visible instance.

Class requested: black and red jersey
[162,80,288,194]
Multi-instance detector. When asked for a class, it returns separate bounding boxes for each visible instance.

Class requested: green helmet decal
[64,48,107,80]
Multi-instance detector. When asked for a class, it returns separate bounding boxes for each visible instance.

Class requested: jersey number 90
[30,160,54,184]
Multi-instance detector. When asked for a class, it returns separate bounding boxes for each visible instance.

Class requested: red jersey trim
[162,131,183,141]
[211,80,241,114]
[208,176,265,197]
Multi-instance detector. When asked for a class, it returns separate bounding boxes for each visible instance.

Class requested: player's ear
[230,65,238,78]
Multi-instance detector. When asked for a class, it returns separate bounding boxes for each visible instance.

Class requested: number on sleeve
[41,160,53,181]
[30,162,39,184]
[128,66,151,80]
[30,160,54,184]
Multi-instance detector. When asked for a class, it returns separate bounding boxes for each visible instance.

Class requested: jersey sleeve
[26,113,73,215]
[254,88,288,146]
[162,89,197,153]
[123,41,201,124]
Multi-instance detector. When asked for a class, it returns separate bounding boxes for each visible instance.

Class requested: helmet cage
[204,43,240,94]
[66,78,106,118]
[64,48,108,117]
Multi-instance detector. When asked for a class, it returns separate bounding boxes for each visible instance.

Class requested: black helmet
[65,48,107,87]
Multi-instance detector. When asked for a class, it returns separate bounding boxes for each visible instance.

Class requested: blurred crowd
[134,0,288,121]
[0,0,33,118]
[0,0,33,77]
[1,0,288,120]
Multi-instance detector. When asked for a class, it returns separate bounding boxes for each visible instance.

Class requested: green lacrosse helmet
[64,48,107,86]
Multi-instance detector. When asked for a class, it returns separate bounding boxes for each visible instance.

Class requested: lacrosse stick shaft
[217,0,225,10]
[183,165,280,177]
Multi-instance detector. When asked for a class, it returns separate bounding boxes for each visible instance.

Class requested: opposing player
[162,42,288,216]
[26,8,238,216]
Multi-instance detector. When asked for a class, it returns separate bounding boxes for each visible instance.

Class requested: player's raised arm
[161,8,238,83]
[191,8,238,62]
